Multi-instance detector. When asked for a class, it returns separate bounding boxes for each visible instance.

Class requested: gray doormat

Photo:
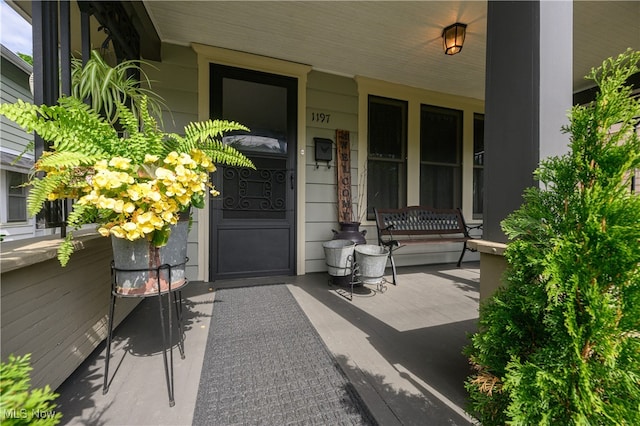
[192,284,377,425]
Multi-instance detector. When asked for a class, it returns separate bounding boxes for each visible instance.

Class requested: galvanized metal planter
[323,239,355,277]
[111,221,189,296]
[355,244,390,285]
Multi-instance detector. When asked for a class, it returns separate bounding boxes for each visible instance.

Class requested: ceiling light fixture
[442,23,467,55]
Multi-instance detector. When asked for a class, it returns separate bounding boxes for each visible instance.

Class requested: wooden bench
[374,206,481,285]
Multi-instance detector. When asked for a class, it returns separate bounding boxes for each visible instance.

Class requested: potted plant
[0,52,254,293]
[70,49,167,125]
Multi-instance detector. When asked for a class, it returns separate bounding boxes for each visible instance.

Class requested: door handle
[290,173,294,190]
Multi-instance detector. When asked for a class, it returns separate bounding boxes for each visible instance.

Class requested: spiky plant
[0,93,254,266]
[71,49,167,124]
[465,49,640,424]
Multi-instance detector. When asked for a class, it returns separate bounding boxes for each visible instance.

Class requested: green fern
[37,151,100,169]
[56,235,75,267]
[26,173,68,217]
[177,120,254,168]
[1,54,255,267]
[202,138,256,168]
[183,119,249,144]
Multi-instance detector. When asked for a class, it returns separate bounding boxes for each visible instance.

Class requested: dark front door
[209,64,297,280]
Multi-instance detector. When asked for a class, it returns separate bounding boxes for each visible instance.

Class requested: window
[473,114,485,218]
[367,95,407,219]
[7,171,28,222]
[419,105,462,209]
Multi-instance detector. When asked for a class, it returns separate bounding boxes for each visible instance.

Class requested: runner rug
[192,284,377,425]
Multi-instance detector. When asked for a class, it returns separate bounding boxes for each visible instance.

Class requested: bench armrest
[376,222,396,246]
[465,223,483,238]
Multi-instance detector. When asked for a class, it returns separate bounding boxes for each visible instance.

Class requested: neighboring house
[7,1,640,282]
[0,44,38,241]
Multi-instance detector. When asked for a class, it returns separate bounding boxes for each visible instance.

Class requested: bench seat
[374,206,481,285]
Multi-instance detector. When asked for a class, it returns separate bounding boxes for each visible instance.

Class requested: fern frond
[181,120,254,168]
[161,134,184,155]
[138,96,164,154]
[1,97,116,159]
[37,151,100,169]
[183,119,249,149]
[205,139,256,169]
[66,203,97,229]
[111,99,165,162]
[0,99,40,130]
[26,174,68,216]
[57,234,75,267]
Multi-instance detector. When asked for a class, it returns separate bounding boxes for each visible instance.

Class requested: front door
[209,64,297,280]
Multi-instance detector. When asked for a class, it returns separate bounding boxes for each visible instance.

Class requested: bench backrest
[374,206,469,237]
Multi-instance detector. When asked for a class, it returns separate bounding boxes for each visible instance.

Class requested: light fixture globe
[442,23,467,55]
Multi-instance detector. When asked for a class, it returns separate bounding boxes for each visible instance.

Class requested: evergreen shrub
[0,354,62,425]
[465,49,640,425]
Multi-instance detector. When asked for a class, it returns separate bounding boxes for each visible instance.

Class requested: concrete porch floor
[55,262,480,425]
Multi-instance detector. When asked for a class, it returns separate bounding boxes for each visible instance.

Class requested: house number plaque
[336,129,353,223]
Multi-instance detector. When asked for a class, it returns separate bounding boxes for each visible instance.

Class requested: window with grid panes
[419,104,462,209]
[367,95,407,219]
[7,171,28,222]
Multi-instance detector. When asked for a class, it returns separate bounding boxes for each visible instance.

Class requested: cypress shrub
[465,49,640,425]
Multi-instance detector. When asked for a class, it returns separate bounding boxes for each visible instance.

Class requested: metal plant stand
[328,255,387,301]
[103,259,188,407]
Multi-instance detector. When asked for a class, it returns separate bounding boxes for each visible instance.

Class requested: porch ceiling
[142,1,639,101]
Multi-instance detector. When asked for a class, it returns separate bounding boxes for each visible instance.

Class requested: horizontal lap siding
[1,61,33,157]
[305,71,360,273]
[143,43,200,280]
[303,71,479,273]
[0,237,140,391]
[386,227,482,266]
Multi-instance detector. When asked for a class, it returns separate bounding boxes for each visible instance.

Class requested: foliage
[70,49,166,124]
[0,354,62,426]
[0,58,255,266]
[465,49,640,424]
[17,53,33,66]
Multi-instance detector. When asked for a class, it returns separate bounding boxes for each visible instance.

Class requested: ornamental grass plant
[0,53,254,266]
[465,49,640,424]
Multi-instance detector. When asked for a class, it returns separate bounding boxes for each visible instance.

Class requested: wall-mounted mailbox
[314,137,333,168]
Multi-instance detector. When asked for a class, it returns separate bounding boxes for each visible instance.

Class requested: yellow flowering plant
[0,95,254,266]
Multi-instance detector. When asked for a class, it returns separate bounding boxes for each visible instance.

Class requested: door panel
[221,157,288,220]
[216,227,290,274]
[209,64,297,280]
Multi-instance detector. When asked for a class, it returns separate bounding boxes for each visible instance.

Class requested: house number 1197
[311,112,331,123]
